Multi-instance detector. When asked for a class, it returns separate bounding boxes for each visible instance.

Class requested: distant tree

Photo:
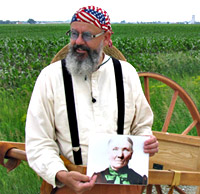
[0,20,16,24]
[120,20,126,24]
[27,19,36,24]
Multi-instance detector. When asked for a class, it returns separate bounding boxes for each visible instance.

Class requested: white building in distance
[189,15,195,24]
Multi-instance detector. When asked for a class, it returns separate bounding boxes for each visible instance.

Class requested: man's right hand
[56,170,97,194]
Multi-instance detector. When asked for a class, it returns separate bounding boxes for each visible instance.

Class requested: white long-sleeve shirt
[25,54,153,187]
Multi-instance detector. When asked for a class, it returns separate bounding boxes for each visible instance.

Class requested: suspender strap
[61,57,124,164]
[61,59,83,165]
[112,57,125,135]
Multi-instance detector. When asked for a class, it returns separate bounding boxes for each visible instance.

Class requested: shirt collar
[98,54,111,70]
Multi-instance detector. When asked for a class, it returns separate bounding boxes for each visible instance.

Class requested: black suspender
[61,59,83,165]
[112,58,125,135]
[61,57,125,165]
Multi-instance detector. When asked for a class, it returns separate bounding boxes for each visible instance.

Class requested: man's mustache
[73,44,90,53]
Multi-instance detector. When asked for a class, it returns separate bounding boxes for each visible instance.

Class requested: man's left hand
[144,135,158,157]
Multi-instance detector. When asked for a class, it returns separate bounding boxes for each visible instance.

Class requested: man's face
[108,138,133,171]
[70,22,106,60]
[66,22,106,76]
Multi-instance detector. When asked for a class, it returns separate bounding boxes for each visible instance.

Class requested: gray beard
[65,42,103,77]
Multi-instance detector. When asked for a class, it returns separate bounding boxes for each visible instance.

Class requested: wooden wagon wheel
[138,72,200,194]
[139,72,200,136]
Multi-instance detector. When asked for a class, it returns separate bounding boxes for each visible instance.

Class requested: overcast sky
[1,0,199,23]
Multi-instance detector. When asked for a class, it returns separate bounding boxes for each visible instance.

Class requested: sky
[1,0,200,23]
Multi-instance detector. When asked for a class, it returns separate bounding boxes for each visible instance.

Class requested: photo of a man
[88,135,148,185]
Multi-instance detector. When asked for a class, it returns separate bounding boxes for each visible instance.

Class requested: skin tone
[70,21,112,67]
[108,137,133,171]
[55,21,159,194]
[144,135,158,157]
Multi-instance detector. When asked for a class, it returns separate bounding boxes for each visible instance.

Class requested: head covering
[71,6,112,32]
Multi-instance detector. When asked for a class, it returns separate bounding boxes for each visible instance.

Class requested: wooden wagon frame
[1,45,200,194]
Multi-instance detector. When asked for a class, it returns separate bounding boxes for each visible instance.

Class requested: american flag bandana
[71,6,112,32]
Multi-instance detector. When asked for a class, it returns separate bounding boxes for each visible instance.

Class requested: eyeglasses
[66,29,105,42]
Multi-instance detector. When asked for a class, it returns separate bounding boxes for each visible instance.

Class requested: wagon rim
[139,72,200,136]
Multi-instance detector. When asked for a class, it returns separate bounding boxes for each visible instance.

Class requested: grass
[0,23,200,193]
[0,161,42,194]
[0,88,29,141]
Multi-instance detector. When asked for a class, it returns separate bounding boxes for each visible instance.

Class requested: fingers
[90,174,97,184]
[73,172,91,182]
[58,171,96,194]
[77,175,97,193]
[144,135,159,156]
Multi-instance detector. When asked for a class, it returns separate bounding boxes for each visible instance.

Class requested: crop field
[0,24,200,193]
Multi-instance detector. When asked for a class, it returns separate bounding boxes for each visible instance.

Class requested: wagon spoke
[146,184,153,194]
[174,186,187,194]
[182,120,198,135]
[162,90,179,132]
[143,76,150,105]
[155,185,163,194]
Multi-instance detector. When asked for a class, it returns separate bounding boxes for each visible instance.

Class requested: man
[25,5,158,194]
[94,136,147,185]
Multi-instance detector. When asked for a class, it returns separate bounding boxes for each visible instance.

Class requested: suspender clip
[72,146,81,152]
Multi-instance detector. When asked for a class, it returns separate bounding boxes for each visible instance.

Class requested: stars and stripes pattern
[71,6,112,32]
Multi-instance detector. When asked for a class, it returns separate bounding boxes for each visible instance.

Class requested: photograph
[87,134,149,185]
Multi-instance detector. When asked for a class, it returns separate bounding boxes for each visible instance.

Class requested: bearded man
[25,5,158,194]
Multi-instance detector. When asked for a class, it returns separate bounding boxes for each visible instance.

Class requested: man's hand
[144,135,159,157]
[56,170,97,194]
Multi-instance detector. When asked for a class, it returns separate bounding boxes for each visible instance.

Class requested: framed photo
[87,134,149,185]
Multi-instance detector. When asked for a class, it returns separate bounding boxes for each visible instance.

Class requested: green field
[0,24,200,193]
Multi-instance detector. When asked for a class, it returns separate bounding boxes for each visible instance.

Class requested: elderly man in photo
[25,5,158,194]
[94,136,147,185]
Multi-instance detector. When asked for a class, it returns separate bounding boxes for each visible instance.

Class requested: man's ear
[130,151,133,160]
[103,31,112,46]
